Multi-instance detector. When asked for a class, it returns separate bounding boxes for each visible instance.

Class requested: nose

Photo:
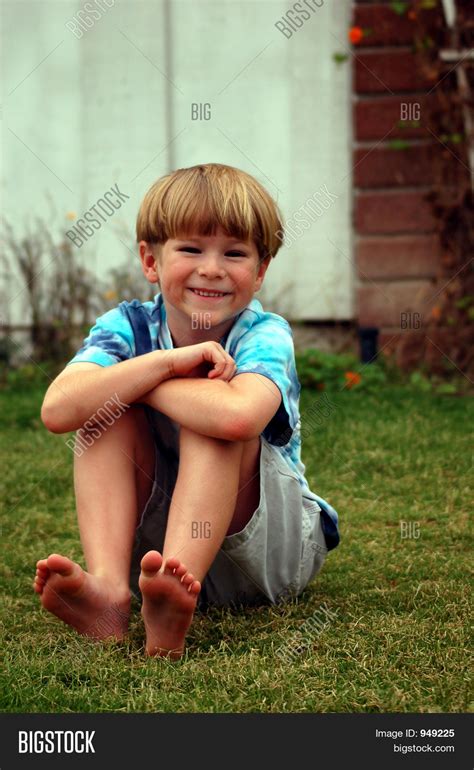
[197,253,225,278]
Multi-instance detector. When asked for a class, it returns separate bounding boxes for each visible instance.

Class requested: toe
[163,557,180,576]
[33,578,44,594]
[140,550,163,577]
[189,580,201,596]
[182,572,195,587]
[175,564,187,579]
[46,554,75,576]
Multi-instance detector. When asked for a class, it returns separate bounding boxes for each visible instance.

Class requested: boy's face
[140,226,270,344]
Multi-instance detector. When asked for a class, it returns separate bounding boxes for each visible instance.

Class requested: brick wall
[352,1,458,362]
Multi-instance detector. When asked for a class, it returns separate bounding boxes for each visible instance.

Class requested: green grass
[1,384,472,713]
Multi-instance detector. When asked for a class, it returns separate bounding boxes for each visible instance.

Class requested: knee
[122,404,150,430]
[178,424,243,450]
[100,404,155,471]
[114,405,155,455]
[95,403,147,433]
[75,405,151,451]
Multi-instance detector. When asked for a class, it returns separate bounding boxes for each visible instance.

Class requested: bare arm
[142,372,282,442]
[41,340,237,434]
[141,377,241,440]
[41,351,173,433]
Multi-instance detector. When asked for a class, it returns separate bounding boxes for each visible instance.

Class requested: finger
[209,360,231,380]
[222,359,236,381]
[206,358,224,379]
[203,346,221,365]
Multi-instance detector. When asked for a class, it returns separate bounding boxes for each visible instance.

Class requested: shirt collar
[152,291,263,351]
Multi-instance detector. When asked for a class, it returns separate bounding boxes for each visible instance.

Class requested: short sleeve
[67,306,135,367]
[232,316,300,446]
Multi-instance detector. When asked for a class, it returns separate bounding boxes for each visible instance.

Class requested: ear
[254,254,272,292]
[139,241,160,285]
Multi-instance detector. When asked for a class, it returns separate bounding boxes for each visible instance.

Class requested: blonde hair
[136,163,284,261]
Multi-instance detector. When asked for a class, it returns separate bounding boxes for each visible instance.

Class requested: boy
[34,163,339,659]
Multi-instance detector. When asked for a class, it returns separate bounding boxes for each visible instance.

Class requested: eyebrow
[174,236,249,247]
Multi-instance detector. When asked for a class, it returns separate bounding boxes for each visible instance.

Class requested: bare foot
[33,554,130,640]
[139,551,201,659]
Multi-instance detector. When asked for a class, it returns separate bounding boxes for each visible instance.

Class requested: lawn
[1,383,472,713]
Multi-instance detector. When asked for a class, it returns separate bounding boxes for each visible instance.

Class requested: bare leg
[74,405,155,581]
[163,427,261,576]
[140,427,261,656]
[34,406,155,640]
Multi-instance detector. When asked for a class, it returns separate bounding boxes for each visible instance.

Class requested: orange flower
[344,371,362,389]
[431,306,442,321]
[408,10,417,20]
[349,26,363,45]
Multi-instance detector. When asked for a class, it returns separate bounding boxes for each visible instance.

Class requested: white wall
[1,0,352,325]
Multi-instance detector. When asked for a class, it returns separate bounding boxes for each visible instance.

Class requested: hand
[166,341,237,382]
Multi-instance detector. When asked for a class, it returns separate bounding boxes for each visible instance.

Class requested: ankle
[91,571,131,599]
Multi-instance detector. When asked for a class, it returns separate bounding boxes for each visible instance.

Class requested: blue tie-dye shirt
[68,292,339,549]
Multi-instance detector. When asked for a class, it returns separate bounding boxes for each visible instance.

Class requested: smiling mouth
[188,288,231,298]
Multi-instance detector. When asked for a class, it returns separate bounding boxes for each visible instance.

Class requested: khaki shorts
[129,409,328,609]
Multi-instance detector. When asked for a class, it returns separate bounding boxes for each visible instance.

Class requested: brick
[357,280,436,326]
[354,142,466,188]
[353,5,440,46]
[356,235,441,279]
[354,96,431,141]
[355,191,436,233]
[355,52,434,93]
[354,143,434,187]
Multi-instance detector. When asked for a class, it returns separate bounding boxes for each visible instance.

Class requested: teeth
[192,289,226,297]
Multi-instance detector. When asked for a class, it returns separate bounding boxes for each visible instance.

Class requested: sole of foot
[139,550,201,659]
[33,553,130,641]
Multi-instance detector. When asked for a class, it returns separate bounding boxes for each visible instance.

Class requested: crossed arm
[41,353,283,443]
[141,373,282,442]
